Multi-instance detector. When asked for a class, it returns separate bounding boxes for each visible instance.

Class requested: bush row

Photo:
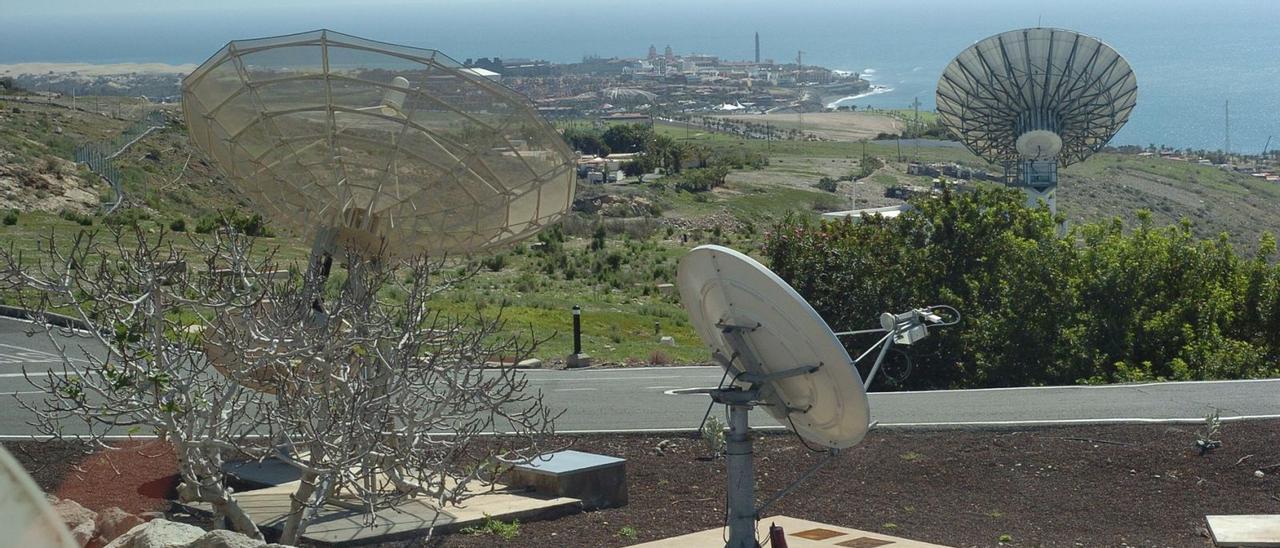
[763,186,1280,389]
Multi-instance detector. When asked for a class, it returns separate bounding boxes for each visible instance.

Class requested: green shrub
[104,207,150,227]
[169,217,186,232]
[814,176,838,192]
[59,209,94,226]
[461,514,520,540]
[481,253,506,272]
[2,210,17,226]
[675,165,730,192]
[194,215,219,234]
[764,187,1280,389]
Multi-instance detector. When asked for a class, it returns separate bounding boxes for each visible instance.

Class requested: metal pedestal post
[706,386,760,548]
[725,400,757,548]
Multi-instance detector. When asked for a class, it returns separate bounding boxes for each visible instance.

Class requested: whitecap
[825,85,895,108]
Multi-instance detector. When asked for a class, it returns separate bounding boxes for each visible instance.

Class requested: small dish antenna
[936,28,1137,213]
[675,245,958,548]
[0,447,78,548]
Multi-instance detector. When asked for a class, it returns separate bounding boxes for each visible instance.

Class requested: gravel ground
[8,420,1280,547]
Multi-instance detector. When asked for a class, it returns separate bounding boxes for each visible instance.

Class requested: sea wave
[825,85,894,108]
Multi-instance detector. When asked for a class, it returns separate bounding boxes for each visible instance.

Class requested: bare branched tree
[1,226,559,544]
[0,227,273,538]
[213,244,560,543]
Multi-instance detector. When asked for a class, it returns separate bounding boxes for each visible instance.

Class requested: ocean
[2,0,1276,153]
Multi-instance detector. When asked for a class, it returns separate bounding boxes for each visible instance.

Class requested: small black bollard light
[572,305,582,355]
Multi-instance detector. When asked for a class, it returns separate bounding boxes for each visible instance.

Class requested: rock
[51,498,97,547]
[186,529,264,548]
[96,507,145,544]
[517,358,543,369]
[659,336,676,346]
[565,353,592,368]
[104,520,205,548]
[69,521,96,547]
[137,511,166,522]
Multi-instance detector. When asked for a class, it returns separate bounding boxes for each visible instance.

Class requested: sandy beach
[0,62,196,77]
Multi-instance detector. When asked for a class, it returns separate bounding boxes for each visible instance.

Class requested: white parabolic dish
[677,245,870,449]
[0,447,77,547]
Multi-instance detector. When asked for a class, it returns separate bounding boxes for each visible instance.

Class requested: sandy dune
[0,62,196,77]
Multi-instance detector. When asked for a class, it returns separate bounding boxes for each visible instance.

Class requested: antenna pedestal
[712,387,760,548]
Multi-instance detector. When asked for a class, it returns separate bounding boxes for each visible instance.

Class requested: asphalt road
[2,316,1278,438]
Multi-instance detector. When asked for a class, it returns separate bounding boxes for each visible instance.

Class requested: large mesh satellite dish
[937,28,1137,212]
[182,30,576,256]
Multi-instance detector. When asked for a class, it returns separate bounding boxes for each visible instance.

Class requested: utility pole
[796,50,804,142]
[911,96,921,138]
[1224,99,1231,159]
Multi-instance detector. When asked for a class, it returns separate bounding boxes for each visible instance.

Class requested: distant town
[1,35,873,119]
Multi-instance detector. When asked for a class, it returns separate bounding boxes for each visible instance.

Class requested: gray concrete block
[506,450,627,509]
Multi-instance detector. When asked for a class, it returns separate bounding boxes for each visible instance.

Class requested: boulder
[69,521,96,547]
[50,497,97,547]
[104,520,205,548]
[96,507,145,544]
[186,529,263,548]
[517,358,543,369]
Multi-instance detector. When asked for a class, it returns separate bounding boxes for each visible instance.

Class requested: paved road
[2,316,1278,437]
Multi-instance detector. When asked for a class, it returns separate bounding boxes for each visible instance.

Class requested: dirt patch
[7,439,177,515]
[715,112,904,142]
[428,422,1279,547]
[9,420,1279,547]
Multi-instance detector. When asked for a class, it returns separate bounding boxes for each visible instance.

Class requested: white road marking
[0,372,76,378]
[0,343,92,365]
[527,375,696,383]
[873,377,1280,394]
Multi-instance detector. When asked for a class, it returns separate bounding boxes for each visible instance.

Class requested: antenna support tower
[937,28,1137,214]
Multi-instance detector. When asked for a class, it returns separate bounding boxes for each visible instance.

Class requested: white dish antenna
[677,244,869,449]
[0,447,78,548]
[937,27,1136,212]
[676,245,958,548]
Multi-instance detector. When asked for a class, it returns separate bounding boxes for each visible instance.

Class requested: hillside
[2,99,1279,365]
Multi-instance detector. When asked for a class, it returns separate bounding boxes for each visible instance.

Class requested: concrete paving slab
[222,458,302,489]
[1207,515,1280,547]
[629,515,952,547]
[180,481,581,545]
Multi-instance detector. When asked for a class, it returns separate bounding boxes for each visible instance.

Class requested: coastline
[825,84,894,109]
[0,62,196,77]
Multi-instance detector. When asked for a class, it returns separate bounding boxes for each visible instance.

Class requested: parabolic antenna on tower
[936,28,1136,211]
[182,30,576,255]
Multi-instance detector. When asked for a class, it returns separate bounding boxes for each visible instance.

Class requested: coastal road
[2,316,1278,437]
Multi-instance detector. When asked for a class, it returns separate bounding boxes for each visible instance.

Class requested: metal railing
[74,110,167,214]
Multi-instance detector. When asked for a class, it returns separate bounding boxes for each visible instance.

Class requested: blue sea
[2,0,1277,153]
